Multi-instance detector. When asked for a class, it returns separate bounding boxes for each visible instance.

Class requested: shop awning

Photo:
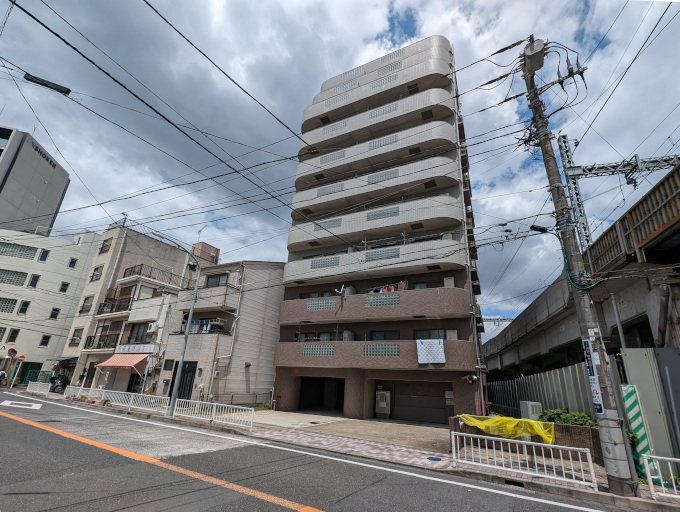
[96,353,149,369]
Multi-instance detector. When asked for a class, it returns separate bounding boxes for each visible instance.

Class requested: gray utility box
[520,401,542,421]
[376,390,391,419]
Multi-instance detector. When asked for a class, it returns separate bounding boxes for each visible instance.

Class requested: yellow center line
[0,410,324,512]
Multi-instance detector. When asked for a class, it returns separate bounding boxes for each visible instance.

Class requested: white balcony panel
[287,195,463,251]
[295,122,458,190]
[319,35,452,93]
[291,155,460,220]
[283,238,467,284]
[302,57,453,133]
[299,89,455,160]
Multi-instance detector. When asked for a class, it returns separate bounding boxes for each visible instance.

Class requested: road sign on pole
[17,355,25,362]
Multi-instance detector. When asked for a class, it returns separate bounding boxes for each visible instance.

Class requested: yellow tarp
[459,414,555,444]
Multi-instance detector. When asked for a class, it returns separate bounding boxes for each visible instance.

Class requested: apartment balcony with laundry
[118,263,191,290]
[302,40,454,133]
[298,89,456,160]
[167,316,234,354]
[291,155,460,221]
[283,233,468,284]
[279,285,471,325]
[287,194,464,251]
[295,121,458,190]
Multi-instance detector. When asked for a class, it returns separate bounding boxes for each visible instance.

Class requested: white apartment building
[0,229,101,382]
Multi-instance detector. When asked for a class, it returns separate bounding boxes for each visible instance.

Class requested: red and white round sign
[17,355,25,362]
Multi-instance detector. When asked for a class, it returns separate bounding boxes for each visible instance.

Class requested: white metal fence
[642,454,680,500]
[27,381,52,395]
[451,432,598,490]
[175,399,255,431]
[63,386,254,431]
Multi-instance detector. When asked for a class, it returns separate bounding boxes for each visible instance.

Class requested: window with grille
[363,344,400,356]
[70,327,83,345]
[377,61,402,76]
[80,296,93,313]
[370,73,399,89]
[91,265,103,281]
[59,282,70,293]
[368,134,398,151]
[18,301,30,314]
[100,238,112,253]
[0,297,17,313]
[320,150,346,165]
[366,206,399,222]
[369,103,398,119]
[310,256,340,269]
[322,120,347,135]
[367,168,399,185]
[317,183,344,197]
[39,335,51,347]
[0,269,28,286]
[313,218,341,231]
[365,248,400,262]
[381,48,405,62]
[364,294,400,307]
[68,257,78,268]
[0,242,38,259]
[303,344,335,356]
[7,328,19,343]
[0,327,5,341]
[325,92,348,108]
[28,274,40,288]
[307,299,337,311]
[49,308,60,319]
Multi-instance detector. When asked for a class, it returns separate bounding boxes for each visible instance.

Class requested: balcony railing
[84,334,119,350]
[125,334,154,344]
[179,319,228,334]
[122,263,191,289]
[97,297,133,315]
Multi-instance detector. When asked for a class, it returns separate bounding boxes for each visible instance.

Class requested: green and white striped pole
[622,384,657,478]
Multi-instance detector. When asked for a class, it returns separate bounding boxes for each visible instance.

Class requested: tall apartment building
[0,229,101,381]
[60,224,215,387]
[275,35,483,423]
[0,126,70,233]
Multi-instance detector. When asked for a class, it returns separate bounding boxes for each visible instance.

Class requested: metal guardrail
[63,387,255,431]
[27,382,52,395]
[642,454,680,500]
[175,399,255,432]
[451,432,598,490]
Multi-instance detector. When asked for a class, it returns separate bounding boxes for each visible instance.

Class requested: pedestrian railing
[27,381,52,395]
[642,454,680,500]
[62,386,254,431]
[451,431,598,491]
[175,399,255,432]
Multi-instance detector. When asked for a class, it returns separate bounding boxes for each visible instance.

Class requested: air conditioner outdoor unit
[148,322,159,333]
[520,401,542,421]
[343,330,355,341]
[344,286,355,297]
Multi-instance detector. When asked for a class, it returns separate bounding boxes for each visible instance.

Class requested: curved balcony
[302,53,453,133]
[283,238,467,284]
[295,121,458,190]
[279,286,471,326]
[291,155,460,221]
[299,89,456,161]
[287,195,464,252]
[318,35,452,93]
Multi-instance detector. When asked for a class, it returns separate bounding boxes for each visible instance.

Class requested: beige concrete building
[275,35,483,423]
[162,261,284,403]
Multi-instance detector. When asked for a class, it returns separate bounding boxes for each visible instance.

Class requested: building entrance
[299,377,344,411]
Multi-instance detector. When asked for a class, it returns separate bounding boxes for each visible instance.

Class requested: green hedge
[537,408,597,427]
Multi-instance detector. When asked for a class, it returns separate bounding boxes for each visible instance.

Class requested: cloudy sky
[1,0,678,334]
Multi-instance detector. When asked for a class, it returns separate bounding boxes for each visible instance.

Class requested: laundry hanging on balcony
[416,339,446,364]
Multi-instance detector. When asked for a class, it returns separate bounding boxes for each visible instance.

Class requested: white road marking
[0,400,42,409]
[1,392,605,512]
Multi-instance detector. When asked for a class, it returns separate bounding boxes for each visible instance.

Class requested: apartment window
[39,335,51,347]
[416,329,445,339]
[299,291,333,299]
[0,297,17,313]
[205,274,228,288]
[18,301,30,314]
[163,359,174,371]
[0,241,37,259]
[413,281,443,290]
[70,328,83,345]
[28,274,40,288]
[91,265,103,281]
[38,249,50,262]
[100,238,112,253]
[0,269,27,287]
[80,296,94,313]
[7,328,19,343]
[49,308,61,320]
[59,282,70,293]
[370,330,400,341]
[68,258,78,268]
[0,327,5,341]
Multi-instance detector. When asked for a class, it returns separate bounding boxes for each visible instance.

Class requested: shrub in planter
[538,408,597,427]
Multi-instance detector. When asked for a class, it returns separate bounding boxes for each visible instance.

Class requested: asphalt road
[0,391,623,512]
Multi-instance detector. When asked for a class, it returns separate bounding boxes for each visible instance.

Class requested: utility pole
[521,37,636,496]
